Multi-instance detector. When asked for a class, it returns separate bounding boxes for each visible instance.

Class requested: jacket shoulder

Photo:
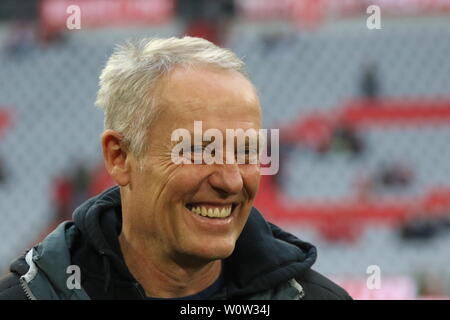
[297,269,352,300]
[0,254,29,300]
[0,272,26,300]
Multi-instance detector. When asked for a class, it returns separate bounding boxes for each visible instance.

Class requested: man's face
[123,65,262,262]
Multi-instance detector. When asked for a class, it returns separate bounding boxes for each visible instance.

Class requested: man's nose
[208,163,244,197]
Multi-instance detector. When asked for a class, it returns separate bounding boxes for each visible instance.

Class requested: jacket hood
[71,185,318,298]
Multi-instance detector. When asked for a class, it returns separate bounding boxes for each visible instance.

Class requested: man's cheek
[242,163,261,176]
[242,166,261,193]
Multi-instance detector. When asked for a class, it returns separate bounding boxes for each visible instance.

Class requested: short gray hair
[95,36,247,159]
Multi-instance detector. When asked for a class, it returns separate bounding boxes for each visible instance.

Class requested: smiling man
[0,37,351,300]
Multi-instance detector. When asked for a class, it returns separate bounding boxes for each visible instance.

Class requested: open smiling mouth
[185,203,238,219]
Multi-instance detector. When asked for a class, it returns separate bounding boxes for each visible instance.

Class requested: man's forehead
[163,105,262,132]
[155,65,260,112]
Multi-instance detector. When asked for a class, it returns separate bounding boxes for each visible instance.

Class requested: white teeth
[220,207,226,217]
[188,205,232,218]
[192,207,201,214]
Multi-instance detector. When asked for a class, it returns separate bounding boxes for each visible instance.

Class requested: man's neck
[118,232,222,298]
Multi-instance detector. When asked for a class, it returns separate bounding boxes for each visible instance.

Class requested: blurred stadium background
[1,0,450,299]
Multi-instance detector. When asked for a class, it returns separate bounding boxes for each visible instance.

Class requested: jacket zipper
[19,277,37,300]
[289,278,305,300]
[19,249,38,300]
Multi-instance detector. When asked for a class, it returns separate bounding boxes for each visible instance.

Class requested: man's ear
[101,130,131,187]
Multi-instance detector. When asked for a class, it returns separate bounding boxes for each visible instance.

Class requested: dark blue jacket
[0,186,351,300]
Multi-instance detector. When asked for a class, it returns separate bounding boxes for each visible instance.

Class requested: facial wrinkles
[155,71,257,207]
[137,163,182,255]
[144,142,257,220]
[145,154,182,206]
[150,160,249,228]
[242,166,260,200]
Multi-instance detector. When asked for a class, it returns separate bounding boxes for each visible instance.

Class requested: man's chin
[186,243,236,263]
